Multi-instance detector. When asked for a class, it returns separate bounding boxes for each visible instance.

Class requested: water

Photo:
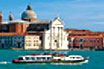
[0,49,104,69]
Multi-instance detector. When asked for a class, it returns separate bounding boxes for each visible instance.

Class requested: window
[29,44,31,46]
[90,40,93,42]
[97,40,99,43]
[26,44,31,46]
[25,57,30,60]
[70,57,75,59]
[94,39,96,42]
[36,40,38,42]
[34,44,35,46]
[70,57,73,59]
[47,57,52,60]
[42,57,46,60]
[34,40,36,42]
[73,57,75,59]
[55,40,57,42]
[37,57,41,60]
[31,57,35,60]
[76,57,80,59]
[18,57,23,60]
[80,38,83,42]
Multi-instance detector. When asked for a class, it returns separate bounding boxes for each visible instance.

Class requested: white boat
[13,53,89,64]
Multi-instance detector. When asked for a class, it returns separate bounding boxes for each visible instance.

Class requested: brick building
[65,28,104,50]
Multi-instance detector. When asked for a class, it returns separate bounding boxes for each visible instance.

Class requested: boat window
[18,57,23,60]
[70,57,75,59]
[42,57,46,60]
[76,57,80,59]
[70,57,73,59]
[31,57,35,60]
[72,57,75,59]
[25,57,30,60]
[37,57,41,60]
[47,57,52,60]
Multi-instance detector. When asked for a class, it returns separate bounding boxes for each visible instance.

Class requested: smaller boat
[13,53,89,64]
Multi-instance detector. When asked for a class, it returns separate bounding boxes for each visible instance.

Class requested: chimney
[0,11,3,24]
[9,12,13,21]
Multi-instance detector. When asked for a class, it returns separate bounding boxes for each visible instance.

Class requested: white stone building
[27,17,69,50]
[43,17,68,50]
[24,35,41,49]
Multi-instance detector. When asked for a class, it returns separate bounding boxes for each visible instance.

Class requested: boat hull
[13,59,88,64]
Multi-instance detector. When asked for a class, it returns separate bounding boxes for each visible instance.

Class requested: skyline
[0,0,104,31]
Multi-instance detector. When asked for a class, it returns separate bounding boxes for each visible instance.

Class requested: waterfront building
[65,28,104,50]
[0,33,41,49]
[0,5,104,50]
[0,5,68,50]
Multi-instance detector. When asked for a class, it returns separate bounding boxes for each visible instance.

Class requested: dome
[21,5,37,21]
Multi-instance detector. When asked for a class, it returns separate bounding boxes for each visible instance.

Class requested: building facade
[43,17,68,50]
[65,28,104,50]
[0,5,104,50]
[0,5,68,50]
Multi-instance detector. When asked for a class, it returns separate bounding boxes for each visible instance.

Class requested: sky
[0,0,104,31]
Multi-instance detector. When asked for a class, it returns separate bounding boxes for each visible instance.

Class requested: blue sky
[0,0,104,31]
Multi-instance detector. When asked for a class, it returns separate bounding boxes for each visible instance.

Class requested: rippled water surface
[0,49,104,69]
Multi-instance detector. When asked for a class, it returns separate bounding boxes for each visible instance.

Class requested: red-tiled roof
[64,28,91,32]
[0,33,40,36]
[68,36,103,38]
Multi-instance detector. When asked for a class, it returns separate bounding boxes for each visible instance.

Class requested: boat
[12,53,89,64]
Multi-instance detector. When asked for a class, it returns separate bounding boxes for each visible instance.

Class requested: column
[59,27,61,48]
[61,27,63,48]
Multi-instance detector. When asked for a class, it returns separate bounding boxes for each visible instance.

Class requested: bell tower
[9,12,13,21]
[0,11,3,24]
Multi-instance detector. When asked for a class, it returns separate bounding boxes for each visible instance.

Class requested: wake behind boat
[13,53,89,64]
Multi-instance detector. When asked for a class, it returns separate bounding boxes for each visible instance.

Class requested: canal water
[0,49,104,69]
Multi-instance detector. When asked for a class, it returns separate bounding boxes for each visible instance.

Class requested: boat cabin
[60,55,84,61]
[18,55,52,61]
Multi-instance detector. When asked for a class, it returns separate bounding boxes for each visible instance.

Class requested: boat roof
[19,55,52,57]
[68,55,83,57]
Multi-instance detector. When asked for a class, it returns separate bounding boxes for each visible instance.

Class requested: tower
[0,11,3,24]
[9,12,13,21]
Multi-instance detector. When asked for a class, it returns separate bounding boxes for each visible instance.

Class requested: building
[65,28,104,50]
[0,5,104,50]
[0,5,68,50]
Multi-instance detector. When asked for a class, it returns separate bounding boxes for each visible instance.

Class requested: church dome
[21,5,37,22]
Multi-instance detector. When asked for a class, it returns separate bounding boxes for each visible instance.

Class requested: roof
[27,31,45,33]
[64,28,91,32]
[8,20,29,24]
[31,17,64,25]
[68,36,103,38]
[0,33,25,36]
[21,5,37,19]
[1,22,8,24]
[0,33,40,36]
[31,20,51,24]
[65,28,104,37]
[69,55,82,57]
[22,10,37,19]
